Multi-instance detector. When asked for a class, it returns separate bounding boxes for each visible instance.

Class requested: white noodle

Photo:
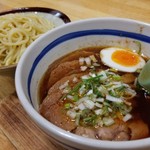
[0,13,54,66]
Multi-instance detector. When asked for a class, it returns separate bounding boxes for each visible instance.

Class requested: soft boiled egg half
[100,47,145,72]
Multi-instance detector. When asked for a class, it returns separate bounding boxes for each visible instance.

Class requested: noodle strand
[0,13,54,67]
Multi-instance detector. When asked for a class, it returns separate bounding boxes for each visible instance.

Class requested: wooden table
[0,0,150,149]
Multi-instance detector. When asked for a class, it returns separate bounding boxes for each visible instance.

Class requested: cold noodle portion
[0,13,54,67]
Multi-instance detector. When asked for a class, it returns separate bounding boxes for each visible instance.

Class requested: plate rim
[0,7,71,23]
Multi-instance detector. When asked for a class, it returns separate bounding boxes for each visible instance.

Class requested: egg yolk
[112,50,140,67]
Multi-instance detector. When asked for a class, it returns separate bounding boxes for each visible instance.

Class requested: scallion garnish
[64,103,71,109]
[63,70,135,127]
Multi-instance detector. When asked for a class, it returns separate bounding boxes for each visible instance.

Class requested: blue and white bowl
[15,18,150,150]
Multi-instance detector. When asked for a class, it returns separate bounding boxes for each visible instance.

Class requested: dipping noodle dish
[0,7,70,68]
[15,18,150,150]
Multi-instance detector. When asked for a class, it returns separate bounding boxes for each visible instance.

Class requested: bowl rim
[15,17,150,149]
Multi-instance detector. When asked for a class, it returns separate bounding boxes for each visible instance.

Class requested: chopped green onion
[73,94,79,102]
[67,110,76,119]
[123,113,132,122]
[103,117,115,126]
[78,103,86,110]
[109,68,118,72]
[83,115,97,126]
[83,99,95,109]
[112,75,121,81]
[63,70,135,127]
[75,113,80,125]
[89,55,98,63]
[94,109,103,115]
[64,103,72,109]
[106,94,123,103]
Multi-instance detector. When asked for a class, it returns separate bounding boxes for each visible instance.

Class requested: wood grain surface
[0,0,150,149]
[0,94,66,150]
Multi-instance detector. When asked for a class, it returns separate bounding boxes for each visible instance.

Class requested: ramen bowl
[15,18,150,150]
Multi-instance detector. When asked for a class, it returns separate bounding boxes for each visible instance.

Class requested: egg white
[100,47,145,72]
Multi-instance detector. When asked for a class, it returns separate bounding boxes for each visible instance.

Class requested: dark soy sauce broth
[39,46,150,137]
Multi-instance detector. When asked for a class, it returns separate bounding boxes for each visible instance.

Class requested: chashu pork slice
[47,50,98,89]
[47,60,80,89]
[75,116,149,141]
[75,123,131,141]
[40,73,85,131]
